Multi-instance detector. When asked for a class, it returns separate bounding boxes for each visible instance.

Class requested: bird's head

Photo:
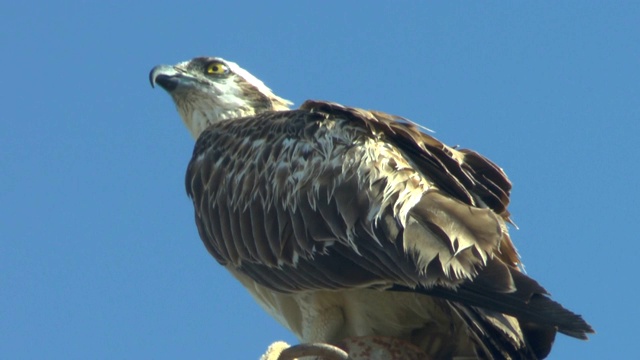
[150,57,292,139]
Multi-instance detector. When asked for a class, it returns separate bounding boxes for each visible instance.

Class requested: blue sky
[2,2,638,359]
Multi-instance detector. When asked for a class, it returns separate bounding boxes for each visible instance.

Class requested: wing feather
[273,200,295,264]
[249,199,279,266]
[185,100,593,358]
[262,204,285,264]
[296,191,336,243]
[315,191,348,241]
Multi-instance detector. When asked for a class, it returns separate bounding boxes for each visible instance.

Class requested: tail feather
[390,258,593,358]
[404,266,594,339]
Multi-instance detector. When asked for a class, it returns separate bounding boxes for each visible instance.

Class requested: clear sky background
[2,2,638,359]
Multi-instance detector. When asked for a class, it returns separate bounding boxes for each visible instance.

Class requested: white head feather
[151,57,292,139]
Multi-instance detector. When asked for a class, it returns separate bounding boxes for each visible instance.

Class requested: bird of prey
[150,56,593,359]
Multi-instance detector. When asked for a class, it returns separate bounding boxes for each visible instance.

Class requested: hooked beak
[149,64,183,92]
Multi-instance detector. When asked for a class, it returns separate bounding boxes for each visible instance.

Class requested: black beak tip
[149,69,156,88]
[154,74,179,92]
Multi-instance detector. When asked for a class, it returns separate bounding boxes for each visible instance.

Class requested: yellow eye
[206,62,229,75]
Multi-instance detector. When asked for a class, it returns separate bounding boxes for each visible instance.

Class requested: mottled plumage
[150,57,593,359]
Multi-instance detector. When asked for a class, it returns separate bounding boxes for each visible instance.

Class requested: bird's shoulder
[299,100,514,220]
[191,99,513,220]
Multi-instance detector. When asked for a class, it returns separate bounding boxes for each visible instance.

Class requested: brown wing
[301,100,520,266]
[185,100,592,358]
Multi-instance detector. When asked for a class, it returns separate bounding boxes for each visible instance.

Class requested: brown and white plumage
[150,57,593,359]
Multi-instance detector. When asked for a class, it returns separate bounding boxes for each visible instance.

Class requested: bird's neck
[178,93,290,140]
[180,107,252,139]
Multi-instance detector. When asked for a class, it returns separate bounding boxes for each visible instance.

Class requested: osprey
[150,57,593,359]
